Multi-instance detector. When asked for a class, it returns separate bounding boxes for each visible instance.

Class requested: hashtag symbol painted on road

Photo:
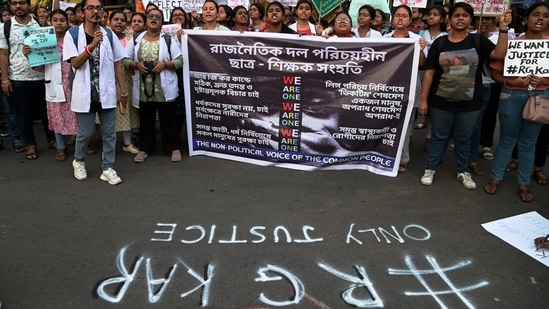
[388,255,489,309]
[506,65,518,75]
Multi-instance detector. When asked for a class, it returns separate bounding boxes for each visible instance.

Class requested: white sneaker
[420,169,435,186]
[72,160,87,180]
[457,172,477,189]
[100,168,122,185]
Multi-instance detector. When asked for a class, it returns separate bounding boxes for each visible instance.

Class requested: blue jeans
[491,88,546,185]
[10,80,54,147]
[75,109,116,170]
[426,106,480,172]
[0,90,21,143]
[469,85,491,160]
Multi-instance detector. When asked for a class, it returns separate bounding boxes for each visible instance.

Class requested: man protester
[408,7,427,34]
[63,0,128,185]
[0,0,56,160]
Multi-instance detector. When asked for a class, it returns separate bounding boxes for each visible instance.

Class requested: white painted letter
[179,260,215,307]
[273,226,292,243]
[181,225,206,244]
[151,223,177,242]
[250,226,267,243]
[403,224,431,241]
[255,264,305,306]
[318,262,384,308]
[378,226,404,244]
[294,225,324,243]
[219,225,248,243]
[96,247,144,303]
[145,258,178,303]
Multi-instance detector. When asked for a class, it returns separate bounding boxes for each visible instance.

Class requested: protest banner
[349,0,392,27]
[311,0,342,17]
[456,0,510,16]
[23,26,60,67]
[504,40,549,77]
[182,32,419,176]
[161,24,181,37]
[392,0,428,8]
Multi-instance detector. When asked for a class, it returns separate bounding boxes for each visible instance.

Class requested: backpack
[3,16,40,52]
[68,25,114,50]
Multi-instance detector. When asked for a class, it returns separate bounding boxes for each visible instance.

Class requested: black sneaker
[0,124,8,137]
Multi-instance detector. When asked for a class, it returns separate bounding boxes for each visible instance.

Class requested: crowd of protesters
[0,0,547,203]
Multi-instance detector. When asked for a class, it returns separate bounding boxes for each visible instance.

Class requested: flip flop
[519,187,534,203]
[505,159,518,172]
[534,169,548,185]
[25,145,38,160]
[483,179,499,195]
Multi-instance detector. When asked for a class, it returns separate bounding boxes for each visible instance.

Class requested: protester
[110,10,139,155]
[193,0,230,31]
[37,6,49,26]
[170,7,189,134]
[63,0,128,184]
[408,7,427,34]
[418,2,511,189]
[25,9,77,161]
[372,8,387,35]
[416,5,448,152]
[231,5,249,32]
[331,11,354,37]
[288,0,315,36]
[170,7,189,29]
[131,12,146,34]
[124,7,183,163]
[383,5,426,173]
[217,4,232,29]
[0,0,56,160]
[262,1,296,34]
[484,2,549,202]
[1,8,12,22]
[248,2,266,31]
[353,4,382,38]
[65,6,76,26]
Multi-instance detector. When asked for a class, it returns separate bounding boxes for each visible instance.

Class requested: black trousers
[138,101,181,153]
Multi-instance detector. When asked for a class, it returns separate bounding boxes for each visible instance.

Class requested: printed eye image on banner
[182,32,420,176]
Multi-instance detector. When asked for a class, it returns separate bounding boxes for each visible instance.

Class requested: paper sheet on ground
[482,211,549,267]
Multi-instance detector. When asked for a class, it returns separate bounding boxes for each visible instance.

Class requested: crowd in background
[0,0,547,203]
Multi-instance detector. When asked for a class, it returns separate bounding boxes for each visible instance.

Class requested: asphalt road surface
[1,123,548,308]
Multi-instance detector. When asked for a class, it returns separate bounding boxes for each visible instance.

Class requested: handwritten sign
[23,26,60,67]
[161,23,181,37]
[392,0,428,9]
[482,211,549,267]
[456,0,510,16]
[59,0,76,11]
[503,40,549,77]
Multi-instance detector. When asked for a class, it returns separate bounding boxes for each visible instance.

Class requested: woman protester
[24,9,77,161]
[331,11,354,37]
[353,4,382,38]
[418,2,512,189]
[231,6,249,32]
[262,1,296,34]
[124,8,183,163]
[170,7,189,29]
[288,0,316,36]
[194,0,230,31]
[372,9,387,35]
[383,5,426,173]
[217,4,232,29]
[170,7,189,135]
[131,12,147,35]
[249,2,267,31]
[110,10,139,155]
[484,2,549,202]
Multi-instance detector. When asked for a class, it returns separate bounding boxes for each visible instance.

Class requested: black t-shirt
[86,33,111,113]
[424,34,495,112]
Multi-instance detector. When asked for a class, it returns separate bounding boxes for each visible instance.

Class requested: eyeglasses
[84,6,104,12]
[358,13,370,18]
[394,14,409,19]
[335,18,350,23]
[172,13,185,17]
[147,14,162,20]
[10,1,28,6]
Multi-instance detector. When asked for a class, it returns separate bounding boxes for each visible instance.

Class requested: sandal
[481,147,494,161]
[14,141,25,153]
[483,179,500,195]
[469,161,484,176]
[519,186,534,203]
[55,149,67,161]
[48,140,57,149]
[505,159,518,172]
[25,145,38,160]
[534,168,548,185]
[398,164,408,173]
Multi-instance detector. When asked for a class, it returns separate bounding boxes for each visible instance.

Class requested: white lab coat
[44,61,65,102]
[62,25,125,113]
[125,31,182,108]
